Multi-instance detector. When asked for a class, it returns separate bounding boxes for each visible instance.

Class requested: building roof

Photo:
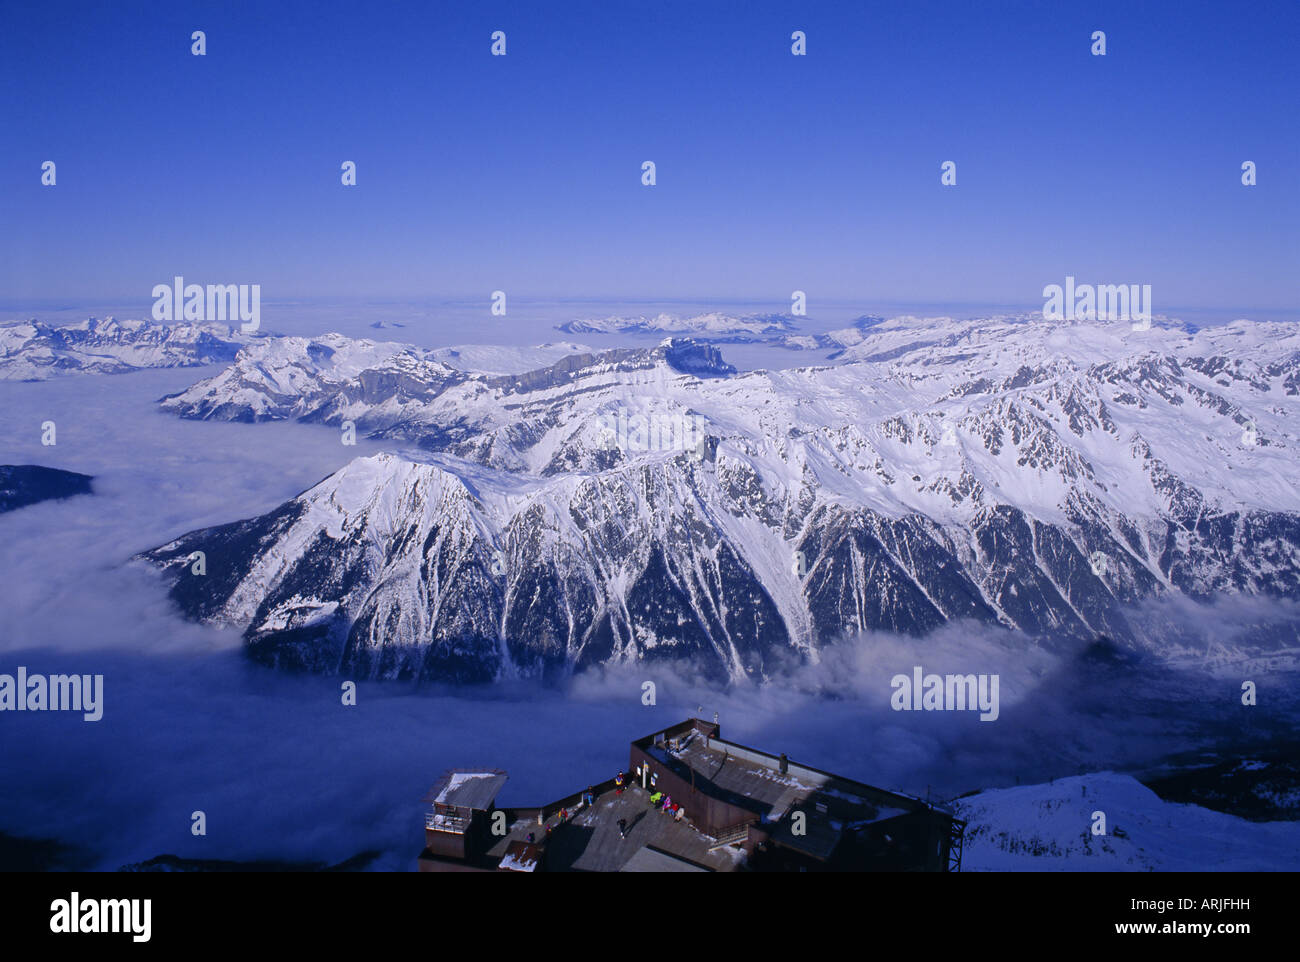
[485,782,744,872]
[424,769,508,811]
[421,718,959,872]
[644,727,916,828]
[765,807,843,860]
[620,845,710,872]
[645,736,810,818]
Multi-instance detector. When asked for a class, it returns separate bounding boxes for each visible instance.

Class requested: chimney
[779,753,788,775]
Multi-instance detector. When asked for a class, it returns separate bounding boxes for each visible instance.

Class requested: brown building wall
[628,743,756,838]
[424,809,500,861]
[417,853,495,873]
[424,827,467,860]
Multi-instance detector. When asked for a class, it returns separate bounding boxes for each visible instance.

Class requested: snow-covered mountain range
[0,317,249,380]
[774,314,886,353]
[555,311,798,341]
[427,342,594,375]
[141,314,1300,683]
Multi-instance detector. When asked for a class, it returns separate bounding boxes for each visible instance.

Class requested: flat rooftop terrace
[487,782,742,872]
[645,729,914,827]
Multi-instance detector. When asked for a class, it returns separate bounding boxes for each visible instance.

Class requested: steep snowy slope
[955,772,1300,871]
[141,450,792,682]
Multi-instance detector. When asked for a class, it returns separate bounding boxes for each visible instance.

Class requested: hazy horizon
[4,0,1297,310]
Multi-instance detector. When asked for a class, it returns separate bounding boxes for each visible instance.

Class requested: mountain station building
[417,717,964,872]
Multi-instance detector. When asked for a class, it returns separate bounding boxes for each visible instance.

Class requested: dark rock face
[136,446,1300,686]
[0,465,93,514]
[138,455,796,684]
[800,508,961,638]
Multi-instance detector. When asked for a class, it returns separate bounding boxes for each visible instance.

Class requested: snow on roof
[498,841,539,872]
[425,769,508,811]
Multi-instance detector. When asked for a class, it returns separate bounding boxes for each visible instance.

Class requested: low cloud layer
[1,366,1296,869]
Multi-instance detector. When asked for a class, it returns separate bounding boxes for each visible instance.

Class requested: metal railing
[707,819,753,850]
[425,811,471,833]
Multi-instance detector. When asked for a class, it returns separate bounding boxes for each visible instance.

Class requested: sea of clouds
[1,363,1296,870]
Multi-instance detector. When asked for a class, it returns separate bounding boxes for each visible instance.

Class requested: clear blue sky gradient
[2,0,1297,310]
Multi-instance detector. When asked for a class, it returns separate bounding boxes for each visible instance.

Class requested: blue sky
[2,0,1297,311]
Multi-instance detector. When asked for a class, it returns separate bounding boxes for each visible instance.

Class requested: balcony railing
[707,819,753,850]
[425,811,471,834]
